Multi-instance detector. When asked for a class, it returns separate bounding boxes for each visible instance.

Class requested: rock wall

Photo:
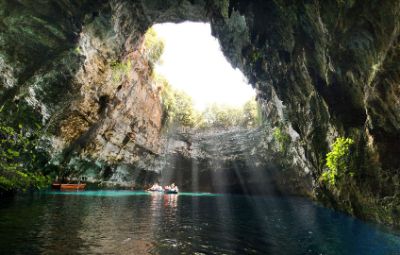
[219,0,400,225]
[0,0,164,188]
[58,14,163,165]
[1,0,400,225]
[158,127,312,195]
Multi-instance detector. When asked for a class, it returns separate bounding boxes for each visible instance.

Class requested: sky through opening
[153,22,255,111]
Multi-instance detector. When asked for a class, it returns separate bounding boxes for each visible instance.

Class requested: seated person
[166,183,179,193]
[148,183,163,191]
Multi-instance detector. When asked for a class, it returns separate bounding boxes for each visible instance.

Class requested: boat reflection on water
[149,191,179,210]
[163,193,178,208]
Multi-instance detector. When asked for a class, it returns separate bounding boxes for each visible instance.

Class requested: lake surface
[0,191,399,255]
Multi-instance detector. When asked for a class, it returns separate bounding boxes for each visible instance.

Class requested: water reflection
[0,191,399,255]
[163,194,178,209]
[150,192,163,213]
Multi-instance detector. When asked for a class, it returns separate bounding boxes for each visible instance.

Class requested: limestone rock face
[59,18,163,164]
[221,1,400,225]
[54,4,165,186]
[1,0,400,225]
[0,0,164,187]
[159,127,313,195]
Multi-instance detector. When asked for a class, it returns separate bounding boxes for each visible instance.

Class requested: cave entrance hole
[148,21,262,132]
[144,22,270,194]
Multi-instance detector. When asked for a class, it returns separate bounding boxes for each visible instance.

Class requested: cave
[1,0,400,253]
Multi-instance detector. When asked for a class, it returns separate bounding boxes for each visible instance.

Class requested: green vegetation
[144,26,261,131]
[158,76,198,128]
[320,137,354,186]
[201,104,244,129]
[74,46,81,55]
[143,27,165,68]
[109,28,164,85]
[200,101,261,129]
[0,118,50,191]
[0,100,51,192]
[111,60,131,83]
[250,50,262,64]
[156,74,261,130]
[172,90,198,128]
[109,27,163,84]
[273,126,291,153]
[243,99,263,127]
[211,0,230,18]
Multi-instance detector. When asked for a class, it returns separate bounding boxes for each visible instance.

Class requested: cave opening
[142,22,270,193]
[146,21,262,133]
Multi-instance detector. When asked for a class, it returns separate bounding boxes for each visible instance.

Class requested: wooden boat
[147,188,164,193]
[60,183,86,191]
[164,189,178,194]
[51,183,61,189]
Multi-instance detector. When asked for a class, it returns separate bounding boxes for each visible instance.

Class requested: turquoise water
[0,190,399,254]
[44,190,220,197]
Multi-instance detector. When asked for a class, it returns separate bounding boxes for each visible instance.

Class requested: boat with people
[147,183,164,192]
[147,183,179,194]
[164,183,179,194]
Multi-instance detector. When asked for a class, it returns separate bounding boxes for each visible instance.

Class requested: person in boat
[148,183,163,192]
[171,183,178,191]
[165,183,179,193]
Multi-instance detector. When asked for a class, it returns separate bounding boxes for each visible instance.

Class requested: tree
[143,27,165,68]
[0,121,50,191]
[156,76,199,129]
[173,90,197,128]
[159,93,262,131]
[243,98,262,128]
[201,104,246,129]
[0,101,51,192]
